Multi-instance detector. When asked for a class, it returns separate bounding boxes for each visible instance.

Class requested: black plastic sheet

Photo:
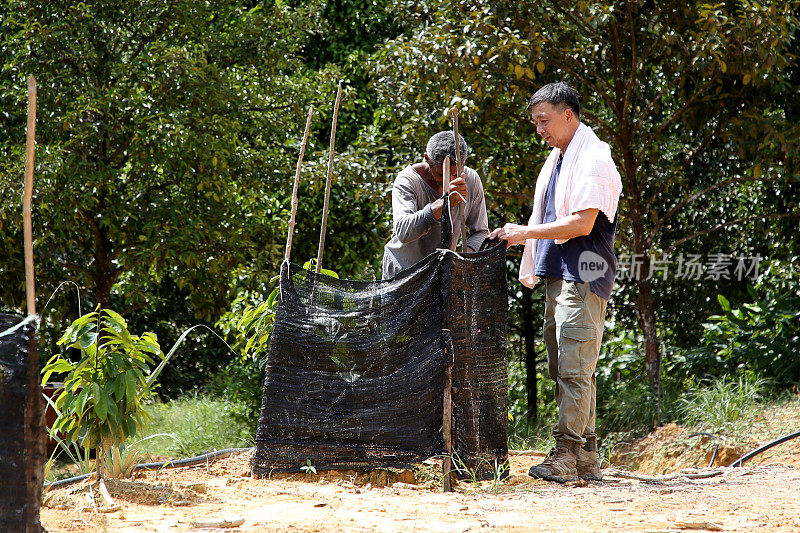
[252,244,508,476]
[0,313,44,532]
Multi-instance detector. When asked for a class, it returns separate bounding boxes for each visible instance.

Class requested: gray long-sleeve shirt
[382,165,489,279]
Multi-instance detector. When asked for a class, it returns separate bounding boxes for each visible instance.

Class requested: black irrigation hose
[731,430,800,468]
[46,473,91,490]
[45,447,254,490]
[134,447,253,471]
[688,432,719,467]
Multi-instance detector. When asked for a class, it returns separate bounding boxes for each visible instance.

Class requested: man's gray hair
[527,82,581,118]
[425,131,469,167]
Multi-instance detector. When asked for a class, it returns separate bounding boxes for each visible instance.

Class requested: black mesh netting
[0,313,44,531]
[252,243,508,477]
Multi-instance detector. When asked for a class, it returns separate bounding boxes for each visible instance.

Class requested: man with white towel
[490,82,622,483]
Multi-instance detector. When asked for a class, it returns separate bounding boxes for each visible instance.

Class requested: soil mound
[610,422,800,474]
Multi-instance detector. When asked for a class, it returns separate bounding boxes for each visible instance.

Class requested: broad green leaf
[93,384,108,421]
[125,372,137,402]
[75,388,89,416]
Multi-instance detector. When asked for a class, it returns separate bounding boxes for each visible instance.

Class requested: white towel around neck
[519,123,623,288]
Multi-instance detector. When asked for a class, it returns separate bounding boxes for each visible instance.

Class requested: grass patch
[677,375,766,437]
[135,394,253,458]
[508,414,556,451]
[744,391,800,442]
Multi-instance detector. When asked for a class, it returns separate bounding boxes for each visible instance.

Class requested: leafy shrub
[679,260,800,389]
[213,259,339,426]
[41,307,164,476]
[506,358,558,449]
[596,328,682,433]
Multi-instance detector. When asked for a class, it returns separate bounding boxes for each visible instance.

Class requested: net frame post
[24,75,36,316]
[442,336,455,492]
[442,156,455,251]
[450,106,468,253]
[315,80,343,274]
[285,106,314,263]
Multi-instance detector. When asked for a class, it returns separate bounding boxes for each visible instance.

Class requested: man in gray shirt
[382,131,489,279]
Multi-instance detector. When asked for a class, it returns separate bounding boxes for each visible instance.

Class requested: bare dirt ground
[41,429,800,533]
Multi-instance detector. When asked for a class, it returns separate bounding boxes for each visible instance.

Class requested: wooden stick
[23,75,37,316]
[452,107,462,178]
[442,156,454,250]
[22,76,43,524]
[285,106,314,263]
[442,344,454,492]
[451,107,468,253]
[315,80,343,274]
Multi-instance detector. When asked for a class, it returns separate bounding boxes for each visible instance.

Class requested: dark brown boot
[528,440,579,483]
[576,436,602,481]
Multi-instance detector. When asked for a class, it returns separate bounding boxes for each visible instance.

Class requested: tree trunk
[87,209,117,309]
[619,142,663,415]
[634,254,663,424]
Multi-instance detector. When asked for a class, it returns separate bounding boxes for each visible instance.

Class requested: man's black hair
[527,82,581,118]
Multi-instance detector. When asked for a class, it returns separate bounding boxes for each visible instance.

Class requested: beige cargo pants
[543,277,607,445]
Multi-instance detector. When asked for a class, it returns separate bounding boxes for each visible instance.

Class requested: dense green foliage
[682,260,800,389]
[371,0,800,413]
[1,0,798,442]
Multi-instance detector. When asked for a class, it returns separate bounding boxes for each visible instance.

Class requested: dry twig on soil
[603,468,725,483]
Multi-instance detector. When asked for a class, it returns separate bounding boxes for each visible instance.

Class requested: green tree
[372,0,800,411]
[0,0,337,319]
[683,260,800,389]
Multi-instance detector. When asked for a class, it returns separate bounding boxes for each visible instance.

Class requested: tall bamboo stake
[21,74,44,533]
[24,75,37,316]
[285,106,314,263]
[452,107,462,178]
[315,80,343,274]
[451,107,467,253]
[443,156,455,251]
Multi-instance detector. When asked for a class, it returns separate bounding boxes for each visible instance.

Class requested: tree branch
[664,211,800,254]
[120,300,149,317]
[608,17,624,121]
[622,1,637,125]
[544,48,619,121]
[616,231,633,250]
[576,109,618,145]
[642,72,720,150]
[547,0,603,41]
[643,124,721,213]
[632,51,699,139]
[647,174,786,246]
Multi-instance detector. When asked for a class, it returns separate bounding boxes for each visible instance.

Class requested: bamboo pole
[452,107,461,179]
[315,80,343,274]
[442,156,455,251]
[443,156,450,192]
[23,75,37,316]
[22,74,44,533]
[451,107,468,253]
[285,106,314,263]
